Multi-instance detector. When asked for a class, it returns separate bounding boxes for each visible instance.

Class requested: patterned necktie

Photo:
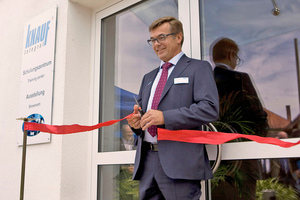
[148,62,173,137]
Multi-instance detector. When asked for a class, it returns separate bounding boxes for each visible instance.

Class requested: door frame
[90,1,300,199]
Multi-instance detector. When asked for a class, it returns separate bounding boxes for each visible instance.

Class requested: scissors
[133,96,145,116]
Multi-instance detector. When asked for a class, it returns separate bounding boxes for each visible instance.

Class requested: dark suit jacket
[132,54,219,181]
[214,66,268,136]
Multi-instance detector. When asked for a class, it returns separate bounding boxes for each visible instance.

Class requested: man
[120,124,135,151]
[211,37,268,200]
[118,124,136,200]
[127,17,219,199]
[271,132,296,188]
[212,37,268,136]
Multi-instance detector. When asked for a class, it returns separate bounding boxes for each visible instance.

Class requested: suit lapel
[160,54,190,102]
[142,67,159,110]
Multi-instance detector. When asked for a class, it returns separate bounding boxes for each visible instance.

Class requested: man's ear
[176,32,183,45]
[228,50,235,61]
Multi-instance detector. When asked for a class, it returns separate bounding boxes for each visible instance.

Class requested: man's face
[123,126,133,140]
[150,23,182,62]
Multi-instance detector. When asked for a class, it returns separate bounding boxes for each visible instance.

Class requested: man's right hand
[127,105,142,129]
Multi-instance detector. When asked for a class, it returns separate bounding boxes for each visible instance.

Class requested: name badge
[174,77,189,84]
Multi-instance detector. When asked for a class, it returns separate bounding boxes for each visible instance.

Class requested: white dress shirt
[144,52,184,143]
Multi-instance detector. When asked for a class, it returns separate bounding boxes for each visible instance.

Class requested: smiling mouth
[156,48,165,54]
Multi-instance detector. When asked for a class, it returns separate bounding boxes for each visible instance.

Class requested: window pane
[99,0,178,153]
[200,0,300,123]
[98,164,139,200]
[200,0,300,199]
[211,158,300,200]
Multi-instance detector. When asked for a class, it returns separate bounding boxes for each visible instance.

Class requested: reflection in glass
[212,37,269,137]
[258,156,300,200]
[98,0,178,199]
[99,0,178,152]
[200,0,300,199]
[200,0,300,120]
[120,124,135,151]
[98,165,139,200]
[211,158,300,200]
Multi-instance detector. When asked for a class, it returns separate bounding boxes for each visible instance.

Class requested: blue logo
[22,113,45,137]
[25,20,51,49]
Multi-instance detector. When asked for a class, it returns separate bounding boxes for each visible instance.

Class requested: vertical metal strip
[20,119,28,200]
[178,0,191,57]
[190,0,201,59]
[295,38,300,111]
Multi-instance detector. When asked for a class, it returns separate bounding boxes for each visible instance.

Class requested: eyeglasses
[236,54,243,66]
[147,33,175,46]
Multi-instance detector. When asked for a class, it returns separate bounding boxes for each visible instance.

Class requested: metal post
[19,118,29,200]
[294,38,300,112]
[286,105,291,121]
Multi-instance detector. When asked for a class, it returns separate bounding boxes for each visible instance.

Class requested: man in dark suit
[120,124,135,151]
[212,37,268,136]
[211,37,268,200]
[127,17,219,199]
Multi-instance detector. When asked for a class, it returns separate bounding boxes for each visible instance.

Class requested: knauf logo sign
[24,20,51,54]
[22,113,45,137]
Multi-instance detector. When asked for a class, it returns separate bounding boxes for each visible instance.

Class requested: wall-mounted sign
[17,6,57,146]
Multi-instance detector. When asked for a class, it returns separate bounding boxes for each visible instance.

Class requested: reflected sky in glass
[114,0,300,120]
[115,0,178,94]
[201,0,300,119]
[240,30,299,120]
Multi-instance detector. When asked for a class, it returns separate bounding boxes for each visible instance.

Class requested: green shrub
[256,178,298,200]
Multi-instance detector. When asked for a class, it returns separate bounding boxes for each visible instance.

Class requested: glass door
[198,0,300,199]
[92,0,180,199]
[91,0,300,199]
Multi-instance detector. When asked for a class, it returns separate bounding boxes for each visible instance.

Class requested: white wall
[0,0,94,199]
[60,2,93,200]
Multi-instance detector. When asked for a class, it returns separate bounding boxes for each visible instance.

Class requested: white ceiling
[69,0,122,9]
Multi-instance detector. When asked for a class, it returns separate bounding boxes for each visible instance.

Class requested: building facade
[1,0,300,199]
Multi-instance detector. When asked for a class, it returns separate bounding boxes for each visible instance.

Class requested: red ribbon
[23,114,133,134]
[158,128,300,148]
[23,113,300,148]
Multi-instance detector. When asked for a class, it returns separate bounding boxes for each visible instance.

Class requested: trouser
[139,150,201,200]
